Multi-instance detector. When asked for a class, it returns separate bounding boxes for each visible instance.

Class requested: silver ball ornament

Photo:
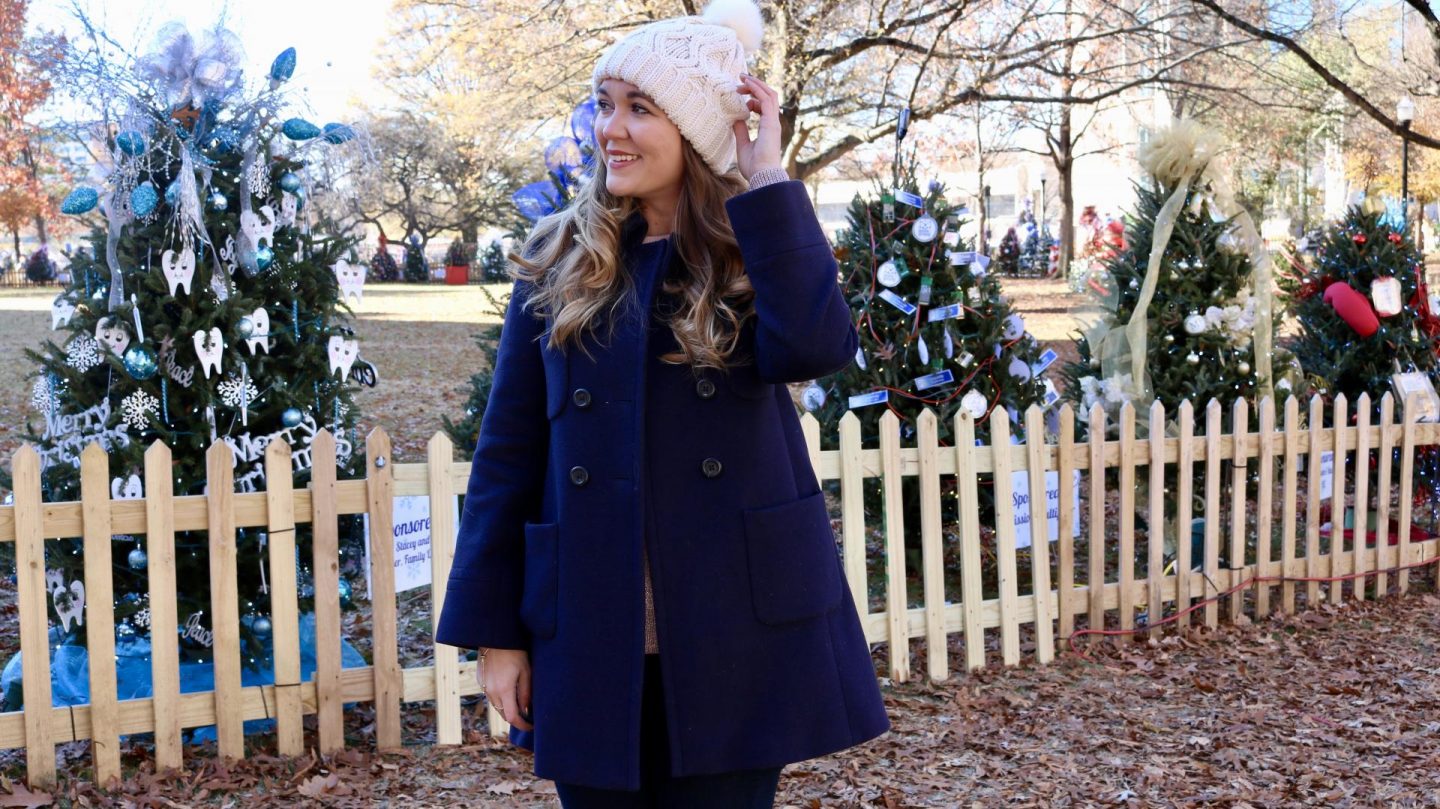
[1238,361,1251,375]
[237,316,255,338]
[1186,352,1200,365]
[282,407,303,428]
[252,616,272,637]
[210,192,228,211]
[128,547,148,570]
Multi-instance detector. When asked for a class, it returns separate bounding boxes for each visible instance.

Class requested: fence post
[1023,406,1054,664]
[144,441,182,772]
[80,443,120,784]
[1229,399,1250,619]
[878,410,909,682]
[1203,400,1223,628]
[1056,405,1078,644]
[838,413,867,620]
[205,441,243,760]
[1352,394,1373,602]
[265,439,303,757]
[1146,401,1165,640]
[1280,397,1300,615]
[955,413,985,671]
[1086,404,1107,646]
[1398,395,1418,594]
[367,428,403,749]
[1176,400,1195,629]
[916,409,948,682]
[428,432,463,745]
[1329,394,1349,604]
[1117,403,1136,644]
[991,413,1021,665]
[310,430,345,752]
[1255,397,1275,618]
[13,445,55,788]
[1305,395,1324,608]
[1375,394,1396,596]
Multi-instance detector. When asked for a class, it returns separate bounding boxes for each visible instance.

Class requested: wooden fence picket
[1305,395,1324,607]
[916,410,947,681]
[1086,405,1107,645]
[265,440,303,756]
[1376,395,1396,596]
[367,428,403,749]
[1229,399,1249,618]
[13,446,54,788]
[838,414,867,620]
[1146,401,1165,639]
[990,413,1021,665]
[428,432,463,745]
[309,430,345,752]
[1352,395,1373,602]
[1398,397,1418,594]
[1255,398,1275,618]
[878,410,909,682]
[1117,403,1136,644]
[1330,395,1349,604]
[1176,401,1195,629]
[1203,400,1223,628]
[955,413,985,671]
[80,444,120,784]
[144,441,182,772]
[1056,405,1078,643]
[1023,406,1055,664]
[205,441,243,760]
[1280,397,1300,615]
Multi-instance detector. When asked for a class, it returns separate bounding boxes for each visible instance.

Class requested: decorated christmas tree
[1064,120,1297,427]
[402,235,428,282]
[11,24,373,677]
[1277,205,1438,412]
[807,163,1051,450]
[369,232,399,281]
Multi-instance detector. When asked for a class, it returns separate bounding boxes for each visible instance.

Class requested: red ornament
[1354,233,1368,245]
[1323,281,1379,337]
[1388,232,1403,245]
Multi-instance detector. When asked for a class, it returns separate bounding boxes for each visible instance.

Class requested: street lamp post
[1398,96,1415,233]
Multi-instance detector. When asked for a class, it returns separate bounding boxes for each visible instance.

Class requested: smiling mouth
[609,154,640,169]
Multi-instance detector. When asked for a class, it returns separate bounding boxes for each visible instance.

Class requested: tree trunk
[12,228,19,261]
[23,145,47,246]
[1055,103,1075,280]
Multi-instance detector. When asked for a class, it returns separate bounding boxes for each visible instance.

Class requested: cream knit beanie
[591,0,764,176]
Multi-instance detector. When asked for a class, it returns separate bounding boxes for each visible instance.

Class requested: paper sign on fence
[1319,451,1333,501]
[364,495,461,594]
[1010,469,1082,549]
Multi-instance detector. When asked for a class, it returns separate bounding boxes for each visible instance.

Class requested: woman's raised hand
[479,647,533,731]
[733,73,783,181]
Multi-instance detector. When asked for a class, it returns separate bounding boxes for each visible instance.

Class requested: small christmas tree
[809,162,1050,451]
[1278,205,1438,410]
[1064,120,1296,427]
[369,233,399,281]
[11,25,370,675]
[402,235,429,282]
[478,239,507,282]
[995,227,1021,275]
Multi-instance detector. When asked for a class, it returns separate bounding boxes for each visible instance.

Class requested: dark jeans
[553,654,783,808]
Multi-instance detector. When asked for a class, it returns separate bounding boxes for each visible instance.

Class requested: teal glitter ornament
[122,345,159,380]
[282,118,321,141]
[128,547,148,570]
[322,123,355,144]
[255,245,274,270]
[61,187,98,215]
[338,578,353,606]
[115,130,146,156]
[130,182,159,217]
[278,172,301,193]
[164,180,181,207]
[270,47,296,83]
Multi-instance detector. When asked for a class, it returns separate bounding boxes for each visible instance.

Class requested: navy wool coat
[435,180,890,790]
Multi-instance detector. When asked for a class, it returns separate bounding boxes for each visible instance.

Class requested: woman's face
[594,79,685,205]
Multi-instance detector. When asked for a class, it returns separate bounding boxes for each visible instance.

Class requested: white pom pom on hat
[701,0,765,56]
[592,0,766,176]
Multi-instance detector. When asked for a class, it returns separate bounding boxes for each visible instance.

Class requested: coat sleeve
[435,278,548,651]
[724,179,858,384]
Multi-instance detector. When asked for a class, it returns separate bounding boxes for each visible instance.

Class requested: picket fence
[3,393,1440,788]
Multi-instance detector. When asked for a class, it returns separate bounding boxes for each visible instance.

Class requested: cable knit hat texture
[592,0,764,176]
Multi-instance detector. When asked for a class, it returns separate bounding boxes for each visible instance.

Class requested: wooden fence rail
[2,395,1439,788]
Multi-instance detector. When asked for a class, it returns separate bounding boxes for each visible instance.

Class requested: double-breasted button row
[572,388,592,408]
[570,465,590,486]
[696,378,717,399]
[701,457,723,478]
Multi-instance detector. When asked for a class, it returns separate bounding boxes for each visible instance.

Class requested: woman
[435,2,890,805]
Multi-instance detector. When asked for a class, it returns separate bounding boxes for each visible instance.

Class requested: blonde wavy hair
[508,139,757,371]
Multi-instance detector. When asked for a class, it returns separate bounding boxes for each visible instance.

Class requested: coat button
[572,388,592,408]
[701,458,723,478]
[569,465,590,486]
[695,378,717,399]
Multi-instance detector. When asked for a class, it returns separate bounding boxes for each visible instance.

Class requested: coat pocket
[519,521,559,638]
[742,491,843,626]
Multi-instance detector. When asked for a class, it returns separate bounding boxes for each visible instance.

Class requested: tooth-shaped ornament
[245,307,271,355]
[95,317,130,355]
[110,474,143,500]
[52,294,75,329]
[327,335,358,379]
[162,248,196,295]
[333,258,365,305]
[192,327,224,379]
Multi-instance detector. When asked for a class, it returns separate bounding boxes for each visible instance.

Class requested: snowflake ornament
[30,377,59,411]
[246,159,271,198]
[66,334,102,372]
[120,390,159,430]
[218,375,259,410]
